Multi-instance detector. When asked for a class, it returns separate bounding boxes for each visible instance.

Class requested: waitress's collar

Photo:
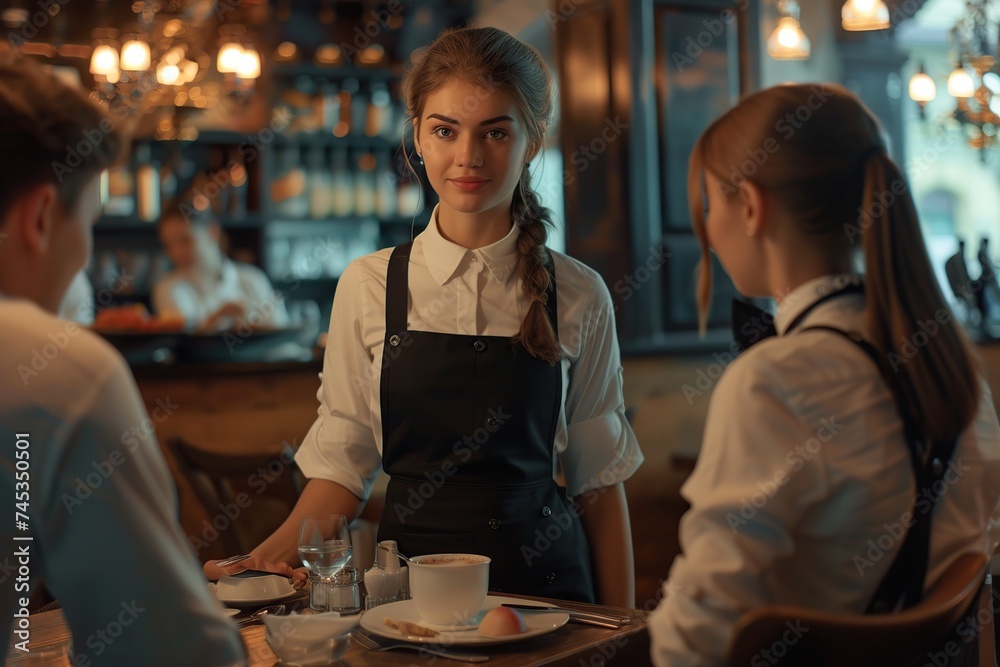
[419,205,520,286]
[773,274,864,335]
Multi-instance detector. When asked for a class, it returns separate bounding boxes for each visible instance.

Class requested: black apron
[376,241,596,603]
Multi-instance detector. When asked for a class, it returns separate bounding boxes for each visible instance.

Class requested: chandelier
[908,0,1000,151]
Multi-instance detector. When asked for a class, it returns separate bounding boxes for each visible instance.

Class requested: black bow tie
[732,299,777,351]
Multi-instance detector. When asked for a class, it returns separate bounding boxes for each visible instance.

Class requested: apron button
[546,573,556,584]
[474,340,487,352]
[541,506,551,517]
[488,518,501,530]
[932,458,944,476]
[487,417,500,429]
[389,334,401,347]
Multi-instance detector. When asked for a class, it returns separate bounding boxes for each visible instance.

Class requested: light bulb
[236,48,261,79]
[120,40,151,71]
[948,65,975,98]
[767,17,810,60]
[217,42,244,73]
[908,66,936,103]
[842,0,890,31]
[90,44,119,75]
[156,62,180,85]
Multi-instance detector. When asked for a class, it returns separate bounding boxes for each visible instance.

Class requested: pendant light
[767,1,810,61]
[841,0,891,31]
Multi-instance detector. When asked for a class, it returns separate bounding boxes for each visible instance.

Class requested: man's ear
[17,183,59,254]
[739,180,768,238]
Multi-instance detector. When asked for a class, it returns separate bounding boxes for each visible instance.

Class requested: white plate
[360,596,569,646]
[211,585,301,607]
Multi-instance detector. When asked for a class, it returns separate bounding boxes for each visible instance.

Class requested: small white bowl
[263,612,359,665]
[215,575,295,604]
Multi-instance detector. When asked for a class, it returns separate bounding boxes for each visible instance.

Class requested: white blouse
[649,274,1000,667]
[295,206,643,500]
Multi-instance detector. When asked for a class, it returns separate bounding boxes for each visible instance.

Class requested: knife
[500,603,632,628]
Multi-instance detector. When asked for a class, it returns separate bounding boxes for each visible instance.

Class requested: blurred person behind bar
[0,55,246,665]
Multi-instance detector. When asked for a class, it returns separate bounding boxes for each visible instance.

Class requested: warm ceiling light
[90,44,120,76]
[178,58,198,84]
[908,64,936,104]
[358,44,385,65]
[947,63,975,98]
[841,0,890,31]
[156,62,180,85]
[236,48,261,79]
[276,41,297,61]
[315,43,342,65]
[217,42,244,73]
[768,16,810,60]
[120,39,151,71]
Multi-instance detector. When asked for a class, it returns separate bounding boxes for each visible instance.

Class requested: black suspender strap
[799,325,959,613]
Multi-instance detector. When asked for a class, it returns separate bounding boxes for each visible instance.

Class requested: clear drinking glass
[297,515,352,578]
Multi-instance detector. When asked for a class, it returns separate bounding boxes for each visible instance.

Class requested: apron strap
[799,325,959,613]
[385,241,413,338]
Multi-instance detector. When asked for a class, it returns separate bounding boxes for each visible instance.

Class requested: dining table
[9,592,651,666]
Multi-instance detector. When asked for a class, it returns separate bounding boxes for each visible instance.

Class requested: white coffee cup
[407,554,490,625]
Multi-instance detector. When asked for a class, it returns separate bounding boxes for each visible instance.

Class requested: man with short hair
[0,56,245,665]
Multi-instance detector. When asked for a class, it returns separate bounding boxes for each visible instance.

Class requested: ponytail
[511,164,561,365]
[860,151,981,442]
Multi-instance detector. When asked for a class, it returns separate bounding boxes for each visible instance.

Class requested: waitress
[205,26,642,607]
[153,202,289,331]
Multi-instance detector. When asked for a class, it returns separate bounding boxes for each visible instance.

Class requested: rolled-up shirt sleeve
[560,281,643,497]
[295,262,383,500]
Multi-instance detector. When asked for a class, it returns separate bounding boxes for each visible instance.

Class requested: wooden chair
[168,437,306,557]
[167,437,381,569]
[726,553,995,667]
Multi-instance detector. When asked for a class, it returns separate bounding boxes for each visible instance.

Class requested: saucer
[360,596,569,646]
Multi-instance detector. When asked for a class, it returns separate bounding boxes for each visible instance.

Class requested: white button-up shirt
[295,206,643,500]
[649,274,1000,667]
[0,295,244,665]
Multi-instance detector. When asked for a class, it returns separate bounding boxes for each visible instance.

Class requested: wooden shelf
[97,214,266,230]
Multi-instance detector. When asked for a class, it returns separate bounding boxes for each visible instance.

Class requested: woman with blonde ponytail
[649,84,1000,665]
[204,26,642,607]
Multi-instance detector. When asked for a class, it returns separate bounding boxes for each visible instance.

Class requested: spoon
[377,543,417,565]
[237,604,287,627]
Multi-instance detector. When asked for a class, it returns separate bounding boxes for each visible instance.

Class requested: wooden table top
[10,593,651,666]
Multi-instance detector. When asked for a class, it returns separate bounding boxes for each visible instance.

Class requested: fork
[349,628,490,663]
